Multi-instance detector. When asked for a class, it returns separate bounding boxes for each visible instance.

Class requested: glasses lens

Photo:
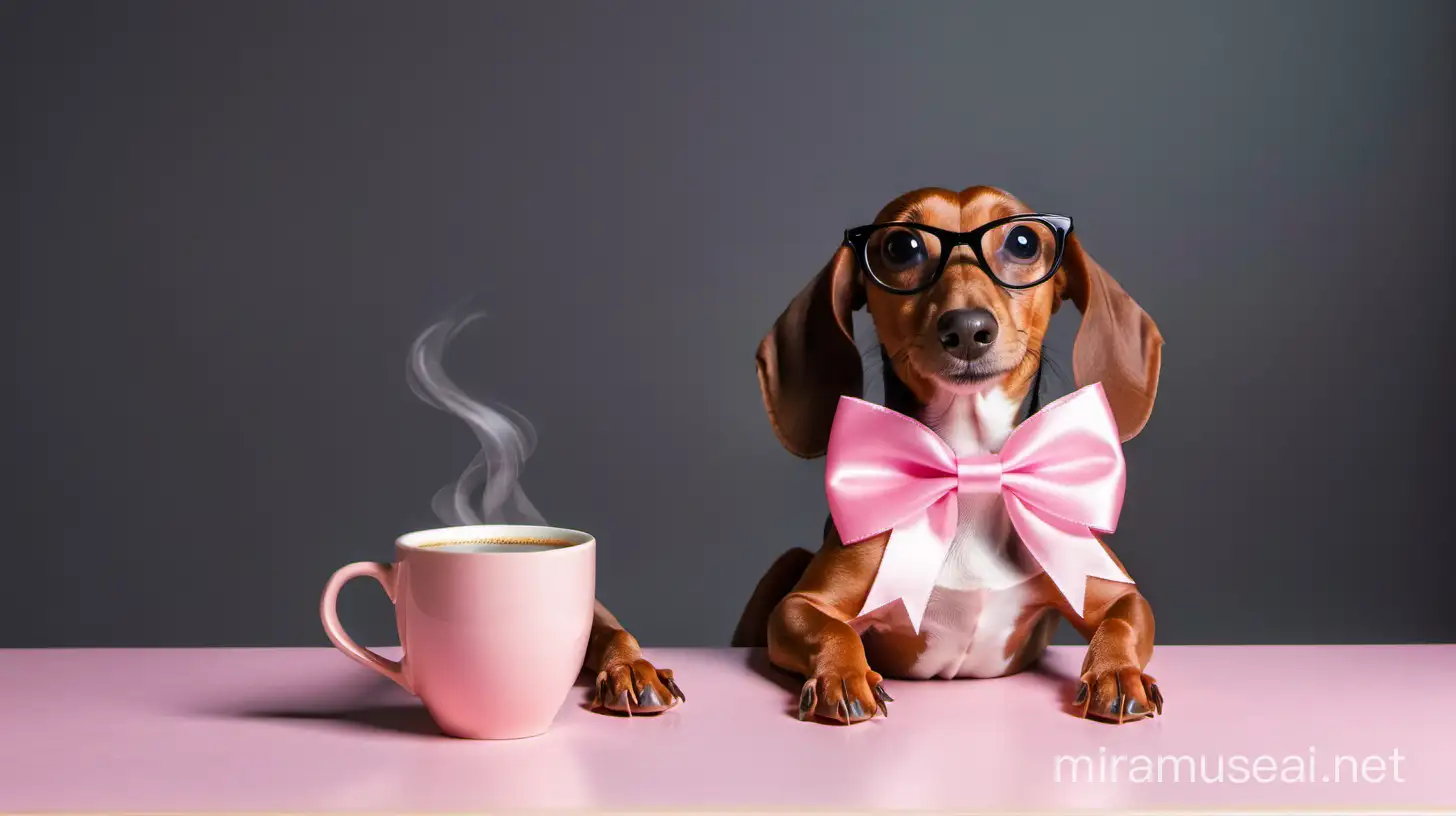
[978,218,1059,287]
[865,225,942,291]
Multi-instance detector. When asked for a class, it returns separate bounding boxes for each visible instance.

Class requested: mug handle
[320,561,412,693]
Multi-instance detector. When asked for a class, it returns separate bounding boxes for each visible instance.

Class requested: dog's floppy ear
[756,245,865,458]
[1058,234,1164,442]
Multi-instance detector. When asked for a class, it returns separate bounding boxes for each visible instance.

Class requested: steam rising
[406,311,545,526]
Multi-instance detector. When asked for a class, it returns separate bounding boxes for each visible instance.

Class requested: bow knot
[955,456,1002,493]
[825,383,1133,633]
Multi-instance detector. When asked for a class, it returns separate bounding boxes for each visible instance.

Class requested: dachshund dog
[734,186,1163,725]
[588,602,685,714]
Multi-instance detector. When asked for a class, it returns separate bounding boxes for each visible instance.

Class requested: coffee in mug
[417,538,572,554]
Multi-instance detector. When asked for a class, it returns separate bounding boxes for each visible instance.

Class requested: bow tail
[1003,495,1133,619]
[853,495,957,634]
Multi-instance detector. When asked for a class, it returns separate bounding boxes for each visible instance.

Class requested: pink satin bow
[825,383,1133,632]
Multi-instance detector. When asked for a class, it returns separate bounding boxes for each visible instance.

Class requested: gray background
[4,0,1453,648]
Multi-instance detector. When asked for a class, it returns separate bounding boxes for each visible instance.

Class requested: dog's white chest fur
[913,388,1040,678]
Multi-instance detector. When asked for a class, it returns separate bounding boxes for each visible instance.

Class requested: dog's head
[757,186,1163,457]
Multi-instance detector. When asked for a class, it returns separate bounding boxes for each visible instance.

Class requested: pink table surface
[1,645,1452,814]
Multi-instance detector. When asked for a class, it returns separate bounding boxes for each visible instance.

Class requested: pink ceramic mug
[320,524,595,739]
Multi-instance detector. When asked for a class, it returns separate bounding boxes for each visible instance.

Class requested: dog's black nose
[937,308,998,360]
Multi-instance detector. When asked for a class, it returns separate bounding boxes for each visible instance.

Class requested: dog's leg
[585,600,683,716]
[767,528,892,725]
[1061,569,1160,724]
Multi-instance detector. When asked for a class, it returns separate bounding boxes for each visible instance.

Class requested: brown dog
[735,186,1163,725]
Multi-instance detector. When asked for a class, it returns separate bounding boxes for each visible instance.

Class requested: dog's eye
[880,228,927,269]
[1000,225,1040,263]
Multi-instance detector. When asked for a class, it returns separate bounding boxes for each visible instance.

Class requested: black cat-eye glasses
[843,213,1073,295]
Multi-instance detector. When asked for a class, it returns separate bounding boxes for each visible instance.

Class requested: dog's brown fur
[738,186,1164,724]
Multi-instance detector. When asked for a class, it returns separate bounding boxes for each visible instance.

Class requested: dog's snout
[937,308,999,360]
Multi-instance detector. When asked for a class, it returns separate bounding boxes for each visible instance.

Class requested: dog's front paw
[592,658,684,716]
[799,661,891,725]
[1075,665,1161,724]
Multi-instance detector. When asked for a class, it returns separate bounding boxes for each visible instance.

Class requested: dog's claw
[872,683,891,717]
[614,689,632,717]
[1076,674,1093,718]
[1112,672,1125,723]
[638,685,664,709]
[870,683,891,717]
[798,684,815,721]
[1125,696,1147,717]
[1150,683,1164,714]
[665,676,686,702]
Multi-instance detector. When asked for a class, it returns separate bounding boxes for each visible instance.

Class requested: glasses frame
[843,213,1074,295]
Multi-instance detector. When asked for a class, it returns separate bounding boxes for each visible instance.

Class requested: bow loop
[825,397,959,545]
[998,384,1126,533]
[825,384,1134,632]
